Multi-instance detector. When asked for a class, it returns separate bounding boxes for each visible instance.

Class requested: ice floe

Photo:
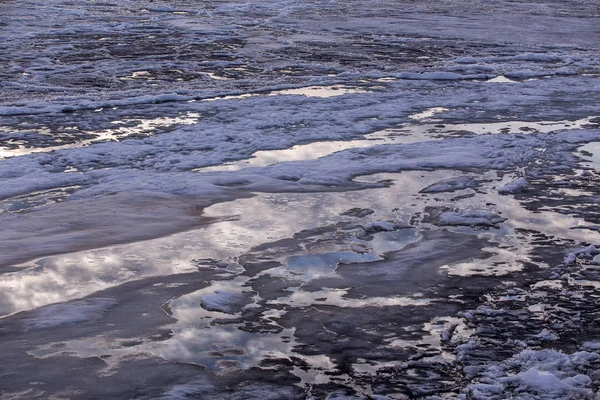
[24,298,117,330]
[498,177,529,194]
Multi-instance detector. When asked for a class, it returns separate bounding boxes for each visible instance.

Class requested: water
[2,0,600,398]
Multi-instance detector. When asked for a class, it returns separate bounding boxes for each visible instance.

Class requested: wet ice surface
[2,0,600,399]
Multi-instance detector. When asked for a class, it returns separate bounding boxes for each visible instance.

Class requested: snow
[2,126,597,272]
[1,0,600,398]
[466,348,597,400]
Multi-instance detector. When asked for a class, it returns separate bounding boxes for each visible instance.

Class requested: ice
[579,142,600,170]
[584,245,599,257]
[24,298,117,330]
[363,220,398,232]
[564,252,577,265]
[161,381,303,400]
[536,329,558,342]
[441,323,459,343]
[487,76,519,84]
[325,391,367,400]
[504,70,554,79]
[170,278,252,320]
[160,379,215,400]
[438,210,506,228]
[408,107,449,121]
[420,176,478,193]
[200,291,247,314]
[498,177,529,195]
[1,0,600,398]
[459,345,600,399]
[396,72,494,81]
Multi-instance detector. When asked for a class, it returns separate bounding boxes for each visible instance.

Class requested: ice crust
[200,291,247,314]
[0,127,597,268]
[462,347,599,400]
[498,177,529,194]
[1,0,600,398]
[363,220,398,232]
[438,210,506,228]
[24,298,118,330]
[420,176,478,193]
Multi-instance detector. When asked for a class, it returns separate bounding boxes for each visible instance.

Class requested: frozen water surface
[580,141,600,170]
[1,0,600,399]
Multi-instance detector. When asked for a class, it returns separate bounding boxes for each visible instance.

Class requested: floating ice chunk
[513,53,566,62]
[441,323,459,343]
[501,368,592,399]
[200,291,246,314]
[581,342,600,351]
[536,329,559,341]
[498,177,529,194]
[363,220,398,232]
[584,244,599,256]
[505,70,554,79]
[438,210,506,227]
[397,71,493,80]
[470,383,504,397]
[25,298,117,330]
[341,208,375,218]
[464,347,599,399]
[564,252,577,265]
[556,67,578,76]
[475,306,505,316]
[420,176,478,193]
